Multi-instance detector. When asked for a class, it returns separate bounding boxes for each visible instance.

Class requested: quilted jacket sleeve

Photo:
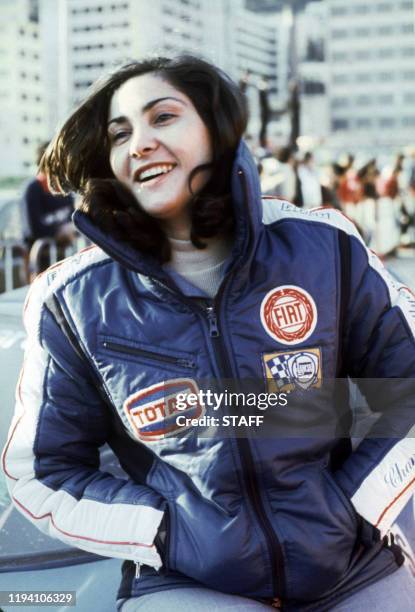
[334,230,415,536]
[1,274,165,567]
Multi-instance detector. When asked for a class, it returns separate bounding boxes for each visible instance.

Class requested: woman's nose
[129,128,158,159]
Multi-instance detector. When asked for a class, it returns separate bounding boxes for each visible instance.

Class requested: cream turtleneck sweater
[164,236,231,298]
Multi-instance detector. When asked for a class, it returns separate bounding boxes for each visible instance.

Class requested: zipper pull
[206,306,220,338]
[134,562,142,580]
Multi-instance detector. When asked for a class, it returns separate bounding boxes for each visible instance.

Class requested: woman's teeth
[138,164,174,182]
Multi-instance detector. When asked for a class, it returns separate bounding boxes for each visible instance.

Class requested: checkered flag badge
[266,354,291,389]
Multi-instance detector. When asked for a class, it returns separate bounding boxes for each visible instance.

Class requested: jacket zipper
[149,168,285,598]
[203,298,285,601]
[102,341,196,370]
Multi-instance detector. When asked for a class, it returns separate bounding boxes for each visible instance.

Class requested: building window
[404,92,415,103]
[356,95,371,105]
[379,94,394,104]
[356,118,372,128]
[355,4,370,13]
[356,73,372,82]
[401,1,414,9]
[378,48,394,58]
[332,97,349,109]
[377,2,393,11]
[72,24,104,33]
[332,118,349,130]
[332,51,348,62]
[74,81,93,89]
[401,23,414,33]
[332,6,348,15]
[378,72,394,82]
[74,62,105,70]
[303,81,325,94]
[379,117,395,127]
[402,47,415,57]
[333,74,349,84]
[403,116,415,126]
[378,26,393,36]
[355,27,370,37]
[403,70,415,79]
[356,50,371,60]
[333,29,348,38]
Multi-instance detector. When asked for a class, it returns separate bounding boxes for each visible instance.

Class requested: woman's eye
[154,113,175,124]
[110,130,130,143]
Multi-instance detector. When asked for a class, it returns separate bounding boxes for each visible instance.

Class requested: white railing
[0,240,29,293]
[0,234,90,293]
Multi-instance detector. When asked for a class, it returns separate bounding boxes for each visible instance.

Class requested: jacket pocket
[323,468,381,548]
[96,335,200,447]
[322,467,359,529]
[273,464,360,600]
[100,336,197,371]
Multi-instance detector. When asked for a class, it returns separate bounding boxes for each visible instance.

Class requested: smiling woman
[42,56,246,262]
[107,73,213,238]
[3,55,415,612]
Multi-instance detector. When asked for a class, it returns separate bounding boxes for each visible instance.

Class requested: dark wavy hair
[41,55,248,262]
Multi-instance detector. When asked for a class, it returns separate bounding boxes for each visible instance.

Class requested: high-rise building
[1,0,290,176]
[328,0,415,153]
[228,3,290,142]
[0,0,47,177]
[39,0,286,144]
[296,0,329,144]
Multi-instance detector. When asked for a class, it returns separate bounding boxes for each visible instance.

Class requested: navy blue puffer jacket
[3,142,415,611]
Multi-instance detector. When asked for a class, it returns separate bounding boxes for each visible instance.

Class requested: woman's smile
[134,162,176,185]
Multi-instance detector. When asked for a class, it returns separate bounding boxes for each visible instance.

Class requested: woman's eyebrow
[107,116,128,128]
[108,96,186,127]
[142,96,186,113]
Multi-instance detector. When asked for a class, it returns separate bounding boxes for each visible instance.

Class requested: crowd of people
[259,147,415,256]
[18,139,415,270]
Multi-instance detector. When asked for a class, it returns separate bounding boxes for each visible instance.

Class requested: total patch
[263,348,322,393]
[124,378,204,442]
[260,285,317,345]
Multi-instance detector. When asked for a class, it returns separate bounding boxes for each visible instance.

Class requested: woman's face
[108,73,212,237]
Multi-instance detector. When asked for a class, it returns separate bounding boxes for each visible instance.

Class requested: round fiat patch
[260,285,317,345]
